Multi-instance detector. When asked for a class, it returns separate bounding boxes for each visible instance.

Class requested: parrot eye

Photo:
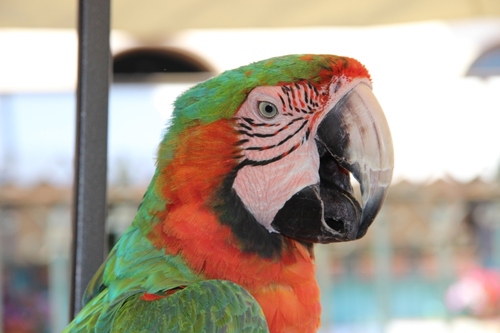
[258,101,278,118]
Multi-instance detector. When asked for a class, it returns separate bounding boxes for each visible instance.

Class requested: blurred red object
[446,268,500,317]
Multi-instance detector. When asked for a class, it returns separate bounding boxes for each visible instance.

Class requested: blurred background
[1,0,500,332]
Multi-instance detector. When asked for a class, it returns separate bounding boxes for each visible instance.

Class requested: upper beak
[316,82,394,240]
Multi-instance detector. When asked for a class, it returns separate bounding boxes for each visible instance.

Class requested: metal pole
[493,202,500,268]
[0,95,17,185]
[70,0,111,318]
[373,209,391,333]
[48,205,71,331]
[431,203,454,323]
[315,245,333,331]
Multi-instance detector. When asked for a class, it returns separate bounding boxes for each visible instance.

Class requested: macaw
[64,54,394,333]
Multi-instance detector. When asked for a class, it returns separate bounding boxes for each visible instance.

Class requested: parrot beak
[272,83,394,243]
[316,83,394,241]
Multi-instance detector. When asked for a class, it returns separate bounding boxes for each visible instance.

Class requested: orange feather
[149,119,321,332]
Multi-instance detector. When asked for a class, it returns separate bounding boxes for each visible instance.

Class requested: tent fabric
[1,0,500,37]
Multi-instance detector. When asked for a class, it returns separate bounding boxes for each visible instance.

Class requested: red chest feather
[149,119,321,332]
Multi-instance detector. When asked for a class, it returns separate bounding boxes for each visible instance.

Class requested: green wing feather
[64,280,269,333]
[113,280,268,333]
[84,226,201,302]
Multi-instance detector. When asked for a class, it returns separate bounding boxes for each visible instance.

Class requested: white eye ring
[258,101,278,118]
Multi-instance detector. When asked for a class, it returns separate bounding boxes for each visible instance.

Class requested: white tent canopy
[1,0,500,37]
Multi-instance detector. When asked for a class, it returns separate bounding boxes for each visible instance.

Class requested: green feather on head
[172,54,340,125]
[158,54,358,167]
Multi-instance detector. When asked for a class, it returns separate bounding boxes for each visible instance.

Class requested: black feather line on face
[243,119,308,152]
[211,170,284,259]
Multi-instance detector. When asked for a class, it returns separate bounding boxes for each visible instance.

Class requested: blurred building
[1,177,500,331]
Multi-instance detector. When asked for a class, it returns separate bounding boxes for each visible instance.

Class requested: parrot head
[158,54,394,256]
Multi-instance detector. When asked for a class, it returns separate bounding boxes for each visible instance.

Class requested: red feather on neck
[148,119,321,333]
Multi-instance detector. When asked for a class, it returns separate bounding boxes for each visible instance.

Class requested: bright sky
[1,20,500,186]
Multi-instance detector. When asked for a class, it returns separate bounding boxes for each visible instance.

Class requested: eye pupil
[258,101,278,118]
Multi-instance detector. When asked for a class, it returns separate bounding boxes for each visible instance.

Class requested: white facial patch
[233,140,320,232]
[231,86,322,231]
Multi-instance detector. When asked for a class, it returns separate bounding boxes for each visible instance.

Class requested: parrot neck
[149,186,321,333]
[150,204,321,333]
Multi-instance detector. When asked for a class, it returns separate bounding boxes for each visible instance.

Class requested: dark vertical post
[70,0,111,318]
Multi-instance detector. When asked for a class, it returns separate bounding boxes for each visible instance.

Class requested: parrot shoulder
[65,280,269,333]
[83,225,204,305]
